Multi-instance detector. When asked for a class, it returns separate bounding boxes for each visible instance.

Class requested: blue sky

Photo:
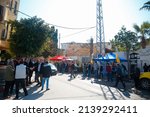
[18,0,150,44]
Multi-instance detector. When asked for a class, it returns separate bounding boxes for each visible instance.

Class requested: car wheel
[140,78,150,90]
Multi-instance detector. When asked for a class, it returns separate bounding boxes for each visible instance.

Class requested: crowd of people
[54,60,128,90]
[87,61,127,90]
[3,57,52,99]
[2,57,147,99]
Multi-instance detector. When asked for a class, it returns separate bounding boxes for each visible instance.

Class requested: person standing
[3,60,15,99]
[37,58,44,86]
[40,59,52,90]
[111,63,116,80]
[34,58,40,84]
[14,59,28,99]
[28,58,34,84]
[70,61,75,79]
[143,63,148,72]
[106,63,112,82]
[82,63,87,78]
[87,62,91,79]
[94,61,98,80]
[114,63,126,90]
[100,65,104,80]
[133,66,141,90]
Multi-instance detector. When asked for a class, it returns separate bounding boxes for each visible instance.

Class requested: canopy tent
[50,55,68,61]
[94,52,127,62]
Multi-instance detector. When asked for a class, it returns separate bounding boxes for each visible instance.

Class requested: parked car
[49,63,57,75]
[139,72,150,90]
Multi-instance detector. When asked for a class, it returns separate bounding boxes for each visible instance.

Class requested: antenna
[96,0,105,55]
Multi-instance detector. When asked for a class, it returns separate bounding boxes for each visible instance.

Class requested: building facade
[61,42,112,62]
[0,0,20,52]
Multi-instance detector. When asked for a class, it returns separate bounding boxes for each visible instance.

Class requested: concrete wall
[137,46,150,71]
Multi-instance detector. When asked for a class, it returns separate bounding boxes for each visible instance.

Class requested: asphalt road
[8,73,149,100]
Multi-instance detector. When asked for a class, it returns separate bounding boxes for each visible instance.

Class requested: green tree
[37,26,58,57]
[9,16,51,57]
[38,39,57,58]
[114,26,138,78]
[133,21,150,48]
[114,26,138,52]
[140,1,150,11]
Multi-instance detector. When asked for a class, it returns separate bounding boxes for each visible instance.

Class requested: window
[1,23,9,40]
[10,0,13,10]
[0,5,4,21]
[1,29,6,40]
[14,1,18,15]
[5,23,9,39]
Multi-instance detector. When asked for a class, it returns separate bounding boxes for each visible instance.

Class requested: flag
[116,53,120,63]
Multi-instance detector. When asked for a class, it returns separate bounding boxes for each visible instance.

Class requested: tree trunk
[126,50,130,80]
[141,36,146,49]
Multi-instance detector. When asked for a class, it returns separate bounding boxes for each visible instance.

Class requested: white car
[49,63,57,75]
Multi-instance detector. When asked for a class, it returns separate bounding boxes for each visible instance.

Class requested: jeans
[83,68,86,77]
[41,77,50,89]
[94,70,98,80]
[88,70,91,78]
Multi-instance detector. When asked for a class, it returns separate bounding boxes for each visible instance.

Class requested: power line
[3,5,95,30]
[2,4,96,41]
[61,26,96,38]
[47,23,95,30]
[17,10,32,18]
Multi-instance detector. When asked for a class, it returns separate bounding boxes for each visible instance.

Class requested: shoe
[46,88,50,91]
[41,88,43,91]
[38,84,41,87]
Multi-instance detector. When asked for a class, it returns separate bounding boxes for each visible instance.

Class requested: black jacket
[41,63,52,77]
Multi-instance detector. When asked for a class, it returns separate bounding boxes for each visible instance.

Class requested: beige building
[61,42,112,62]
[0,0,20,51]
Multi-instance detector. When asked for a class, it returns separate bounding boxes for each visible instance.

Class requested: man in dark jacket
[114,63,126,90]
[40,59,52,91]
[70,61,75,79]
[133,66,140,89]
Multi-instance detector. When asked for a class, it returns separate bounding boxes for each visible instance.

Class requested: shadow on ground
[91,79,150,100]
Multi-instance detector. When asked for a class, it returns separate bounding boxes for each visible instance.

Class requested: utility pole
[96,0,105,55]
[59,33,60,49]
[90,37,93,60]
[57,33,60,55]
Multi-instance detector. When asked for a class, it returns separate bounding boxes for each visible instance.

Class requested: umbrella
[50,55,67,61]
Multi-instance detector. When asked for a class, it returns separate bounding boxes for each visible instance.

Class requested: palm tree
[133,22,150,48]
[140,1,150,11]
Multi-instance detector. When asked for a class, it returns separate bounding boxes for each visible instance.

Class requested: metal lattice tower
[96,0,105,54]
